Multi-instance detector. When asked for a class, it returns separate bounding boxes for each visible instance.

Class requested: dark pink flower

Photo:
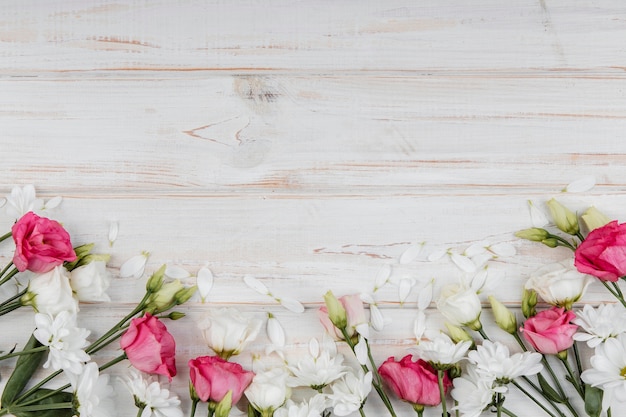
[575,220,626,282]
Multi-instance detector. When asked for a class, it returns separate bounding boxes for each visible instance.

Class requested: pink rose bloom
[521,307,578,355]
[575,220,626,282]
[188,355,254,404]
[120,313,177,380]
[378,355,451,407]
[318,294,367,339]
[12,212,77,273]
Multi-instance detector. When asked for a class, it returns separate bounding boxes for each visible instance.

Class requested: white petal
[119,253,149,278]
[43,195,63,210]
[470,268,489,293]
[374,264,391,290]
[398,278,413,305]
[355,323,370,339]
[489,242,516,257]
[450,253,476,273]
[427,248,448,262]
[370,305,385,331]
[165,265,191,279]
[565,176,596,193]
[471,253,493,269]
[196,267,214,302]
[0,198,5,208]
[414,311,427,340]
[360,292,375,305]
[416,280,433,311]
[308,338,320,358]
[279,296,305,313]
[399,243,423,264]
[528,200,550,227]
[464,243,487,258]
[267,315,286,348]
[355,337,368,365]
[108,221,119,246]
[243,275,270,295]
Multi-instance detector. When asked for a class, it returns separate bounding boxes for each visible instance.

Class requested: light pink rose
[378,355,451,406]
[575,220,626,282]
[521,307,577,355]
[188,355,254,404]
[12,212,76,273]
[318,294,367,339]
[120,313,177,380]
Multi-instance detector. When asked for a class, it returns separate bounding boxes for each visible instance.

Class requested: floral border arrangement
[0,180,623,417]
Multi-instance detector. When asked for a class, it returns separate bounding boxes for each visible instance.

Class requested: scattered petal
[450,253,476,273]
[355,323,370,340]
[196,267,214,302]
[355,337,368,365]
[398,278,413,305]
[244,275,270,296]
[308,338,320,358]
[427,248,448,262]
[267,314,286,348]
[565,176,596,193]
[119,252,149,278]
[464,243,487,258]
[489,242,516,257]
[360,292,375,305]
[374,264,391,291]
[416,280,433,311]
[528,200,550,228]
[471,253,493,270]
[108,221,119,246]
[370,304,385,331]
[414,310,427,341]
[279,296,305,313]
[165,265,191,279]
[43,195,63,210]
[470,268,489,294]
[399,243,423,264]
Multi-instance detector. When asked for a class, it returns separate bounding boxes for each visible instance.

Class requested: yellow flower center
[621,367,626,378]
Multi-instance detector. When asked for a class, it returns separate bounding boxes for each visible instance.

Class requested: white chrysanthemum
[582,333,626,412]
[468,340,543,389]
[122,370,183,417]
[245,367,291,414]
[328,370,372,416]
[33,311,90,375]
[409,334,471,369]
[274,395,329,417]
[69,362,115,417]
[452,365,495,417]
[287,343,348,389]
[573,304,626,348]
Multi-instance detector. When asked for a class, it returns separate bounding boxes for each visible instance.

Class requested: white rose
[525,259,594,309]
[437,283,482,330]
[70,261,112,302]
[198,307,263,358]
[22,266,78,316]
[245,367,291,413]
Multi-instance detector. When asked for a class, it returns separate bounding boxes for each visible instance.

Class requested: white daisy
[582,333,626,411]
[287,339,348,390]
[452,364,495,417]
[409,334,471,369]
[69,362,115,417]
[573,304,626,348]
[328,369,372,416]
[274,395,329,417]
[122,370,183,417]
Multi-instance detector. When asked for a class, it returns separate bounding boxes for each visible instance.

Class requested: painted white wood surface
[1,1,625,416]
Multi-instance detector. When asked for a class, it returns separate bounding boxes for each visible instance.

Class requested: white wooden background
[1,1,626,416]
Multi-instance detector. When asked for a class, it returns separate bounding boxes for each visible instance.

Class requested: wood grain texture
[1,1,625,416]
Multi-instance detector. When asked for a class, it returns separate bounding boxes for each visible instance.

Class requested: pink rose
[12,212,77,273]
[188,355,254,404]
[120,313,177,380]
[575,220,626,282]
[378,355,451,407]
[521,307,577,355]
[318,294,367,339]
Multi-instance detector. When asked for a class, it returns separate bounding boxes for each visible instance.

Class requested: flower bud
[167,311,186,320]
[522,288,538,319]
[449,363,463,379]
[144,279,184,314]
[444,322,475,347]
[175,285,197,305]
[541,238,559,248]
[547,199,579,235]
[323,290,347,330]
[215,391,233,417]
[581,206,611,232]
[146,265,166,293]
[515,228,549,242]
[488,296,517,334]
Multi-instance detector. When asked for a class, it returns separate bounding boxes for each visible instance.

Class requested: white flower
[69,362,115,417]
[274,395,329,417]
[22,266,78,316]
[266,314,286,358]
[328,370,372,416]
[245,367,291,414]
[287,341,348,389]
[582,333,626,412]
[573,304,626,348]
[120,252,150,278]
[33,311,90,375]
[198,307,263,358]
[468,340,542,389]
[409,334,471,369]
[437,283,482,330]
[452,365,495,417]
[122,370,183,417]
[4,185,44,219]
[70,261,112,302]
[525,259,594,308]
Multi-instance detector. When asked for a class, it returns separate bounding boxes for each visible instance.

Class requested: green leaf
[538,373,565,403]
[1,335,46,406]
[12,389,74,417]
[584,385,603,417]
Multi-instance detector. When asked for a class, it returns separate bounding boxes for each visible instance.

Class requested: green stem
[190,399,199,417]
[413,404,424,417]
[0,345,48,362]
[547,233,576,251]
[496,393,503,417]
[437,370,447,417]
[559,356,584,399]
[612,281,624,300]
[572,343,584,390]
[511,381,560,417]
[0,231,11,244]
[10,402,73,413]
[501,407,519,417]
[137,406,145,417]
[477,327,490,341]
[575,232,585,243]
[600,281,626,308]
[0,262,14,281]
[542,357,568,400]
[0,299,23,317]
[513,333,528,351]
[360,406,367,417]
[0,268,19,288]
